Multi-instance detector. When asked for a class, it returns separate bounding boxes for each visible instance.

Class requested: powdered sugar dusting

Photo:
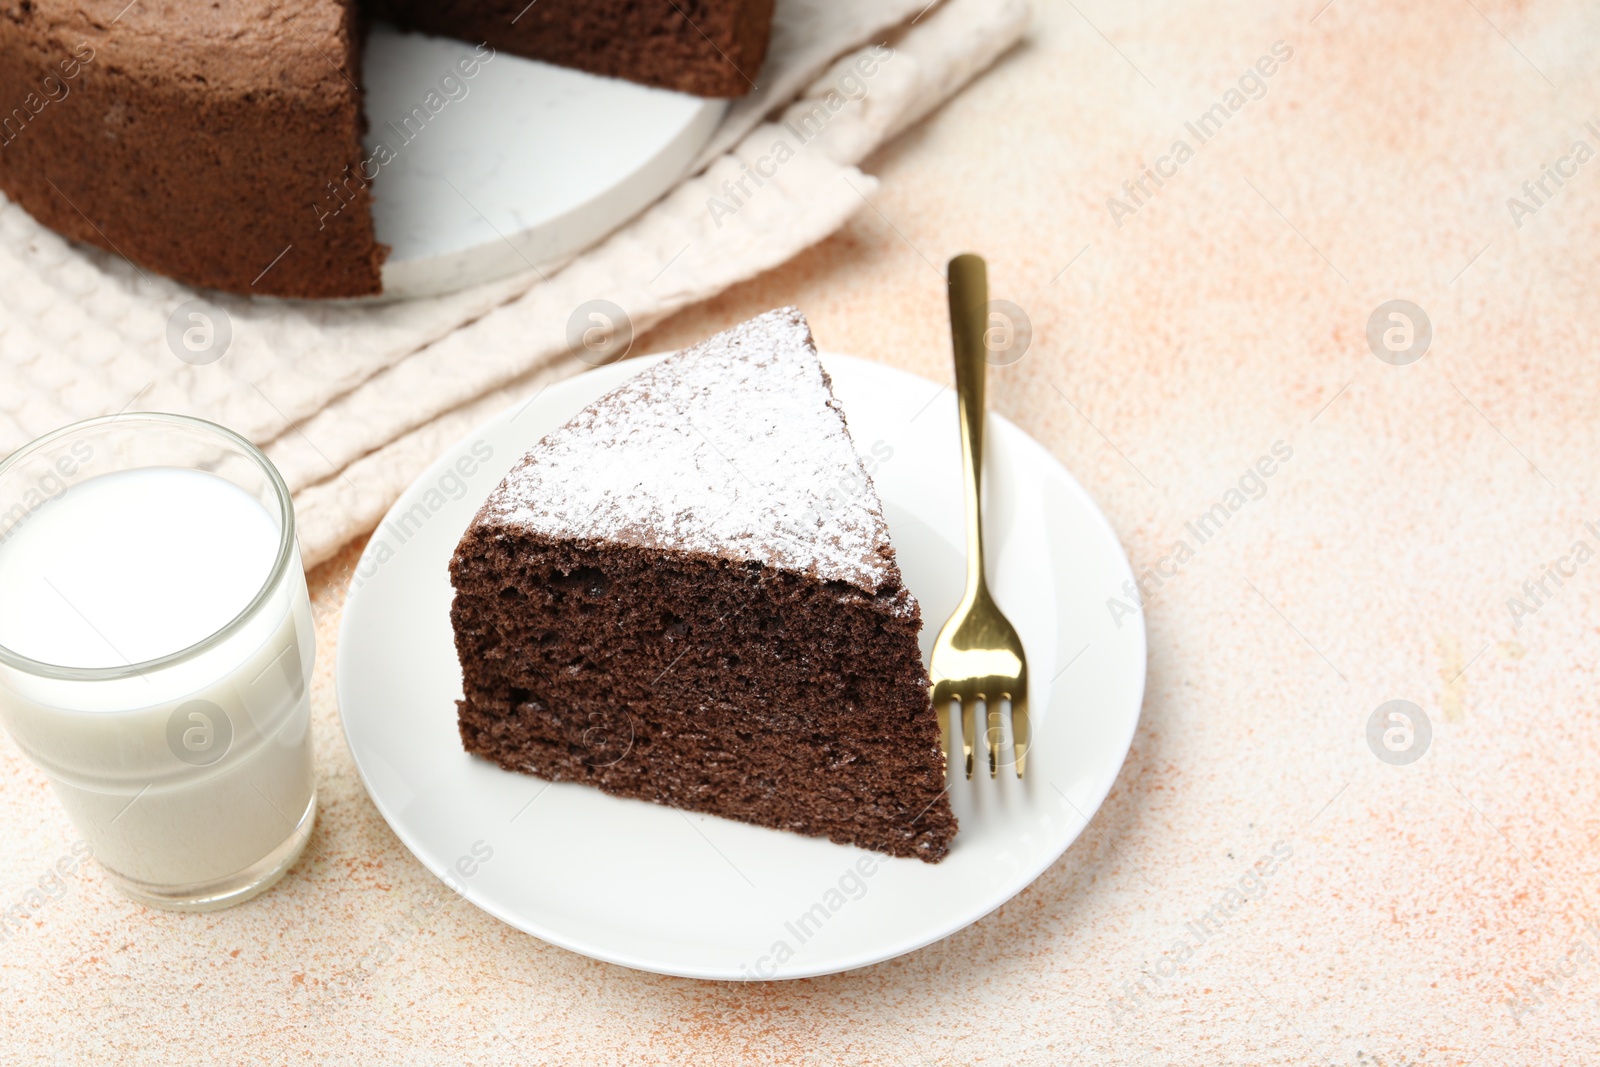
[479,308,898,592]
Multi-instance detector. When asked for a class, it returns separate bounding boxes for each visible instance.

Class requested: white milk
[0,467,279,667]
[0,468,316,897]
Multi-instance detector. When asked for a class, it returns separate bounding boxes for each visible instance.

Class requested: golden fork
[930,253,1030,779]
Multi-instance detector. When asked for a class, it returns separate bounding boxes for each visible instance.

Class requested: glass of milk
[0,414,317,911]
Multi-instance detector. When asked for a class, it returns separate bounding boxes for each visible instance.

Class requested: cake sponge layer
[451,533,956,860]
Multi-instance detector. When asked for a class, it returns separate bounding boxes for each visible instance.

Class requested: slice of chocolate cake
[449,308,957,862]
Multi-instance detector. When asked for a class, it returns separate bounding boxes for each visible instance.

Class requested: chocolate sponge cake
[0,0,773,298]
[368,0,772,98]
[0,1,386,299]
[448,308,958,862]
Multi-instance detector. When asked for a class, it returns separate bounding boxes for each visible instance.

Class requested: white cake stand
[362,24,726,301]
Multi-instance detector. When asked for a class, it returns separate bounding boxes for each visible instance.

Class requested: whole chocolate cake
[0,0,773,299]
[448,308,958,862]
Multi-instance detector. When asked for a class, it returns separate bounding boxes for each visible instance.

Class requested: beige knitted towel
[0,0,1029,567]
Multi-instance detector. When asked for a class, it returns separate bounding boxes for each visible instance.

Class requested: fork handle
[948,253,991,598]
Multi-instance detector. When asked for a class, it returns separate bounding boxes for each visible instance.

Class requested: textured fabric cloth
[0,0,1029,566]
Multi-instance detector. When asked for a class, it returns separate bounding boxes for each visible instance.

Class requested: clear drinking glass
[0,414,316,911]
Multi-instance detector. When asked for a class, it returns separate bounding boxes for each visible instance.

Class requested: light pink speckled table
[4,1,1599,1063]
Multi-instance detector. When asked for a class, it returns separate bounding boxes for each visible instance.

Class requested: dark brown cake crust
[0,2,386,300]
[369,0,774,98]
[449,532,958,862]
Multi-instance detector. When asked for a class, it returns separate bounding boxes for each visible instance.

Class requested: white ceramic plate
[364,25,725,300]
[336,354,1146,980]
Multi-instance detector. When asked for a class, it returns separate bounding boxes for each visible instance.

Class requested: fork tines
[932,680,1029,779]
